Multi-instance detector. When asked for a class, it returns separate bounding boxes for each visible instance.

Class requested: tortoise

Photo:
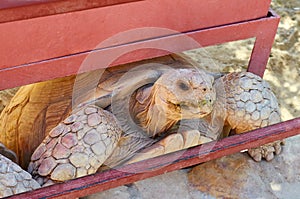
[0,149,40,198]
[0,55,283,192]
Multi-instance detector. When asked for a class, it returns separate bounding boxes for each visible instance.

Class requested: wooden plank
[247,9,280,77]
[0,0,140,10]
[0,0,59,9]
[0,0,271,69]
[0,12,279,90]
[8,117,300,199]
[0,0,144,23]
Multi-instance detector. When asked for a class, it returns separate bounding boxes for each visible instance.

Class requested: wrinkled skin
[131,68,216,137]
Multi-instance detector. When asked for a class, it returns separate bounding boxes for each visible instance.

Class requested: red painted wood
[0,11,279,90]
[0,0,59,9]
[7,117,300,199]
[0,0,141,10]
[0,0,145,10]
[0,0,144,23]
[0,0,271,70]
[247,9,280,77]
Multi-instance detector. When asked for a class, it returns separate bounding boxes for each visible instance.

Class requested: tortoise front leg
[0,154,40,197]
[28,105,122,186]
[217,72,284,161]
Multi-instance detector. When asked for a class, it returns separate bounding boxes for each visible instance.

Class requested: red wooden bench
[1,0,299,198]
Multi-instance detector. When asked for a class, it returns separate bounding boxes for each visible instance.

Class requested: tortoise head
[152,68,216,121]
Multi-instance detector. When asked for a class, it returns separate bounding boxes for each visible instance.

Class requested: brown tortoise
[0,55,283,196]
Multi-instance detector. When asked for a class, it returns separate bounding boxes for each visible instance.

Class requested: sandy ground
[184,0,300,121]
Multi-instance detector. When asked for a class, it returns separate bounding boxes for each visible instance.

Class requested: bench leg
[247,10,280,77]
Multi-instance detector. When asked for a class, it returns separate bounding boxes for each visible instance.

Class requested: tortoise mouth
[157,95,211,118]
[168,100,210,117]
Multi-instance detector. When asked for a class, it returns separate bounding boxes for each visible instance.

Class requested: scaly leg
[216,72,284,161]
[0,154,40,197]
[28,105,122,186]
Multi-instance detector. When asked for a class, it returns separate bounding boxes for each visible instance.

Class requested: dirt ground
[184,0,300,122]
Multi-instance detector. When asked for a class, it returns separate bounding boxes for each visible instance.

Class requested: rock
[188,135,300,198]
[134,170,193,199]
[83,186,131,199]
[83,134,300,199]
[84,170,210,199]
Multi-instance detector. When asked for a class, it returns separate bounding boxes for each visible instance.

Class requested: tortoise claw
[248,140,284,162]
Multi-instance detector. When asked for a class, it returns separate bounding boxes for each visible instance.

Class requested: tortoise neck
[131,84,178,137]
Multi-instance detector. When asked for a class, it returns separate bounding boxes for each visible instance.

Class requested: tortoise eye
[178,82,189,91]
[203,88,207,92]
